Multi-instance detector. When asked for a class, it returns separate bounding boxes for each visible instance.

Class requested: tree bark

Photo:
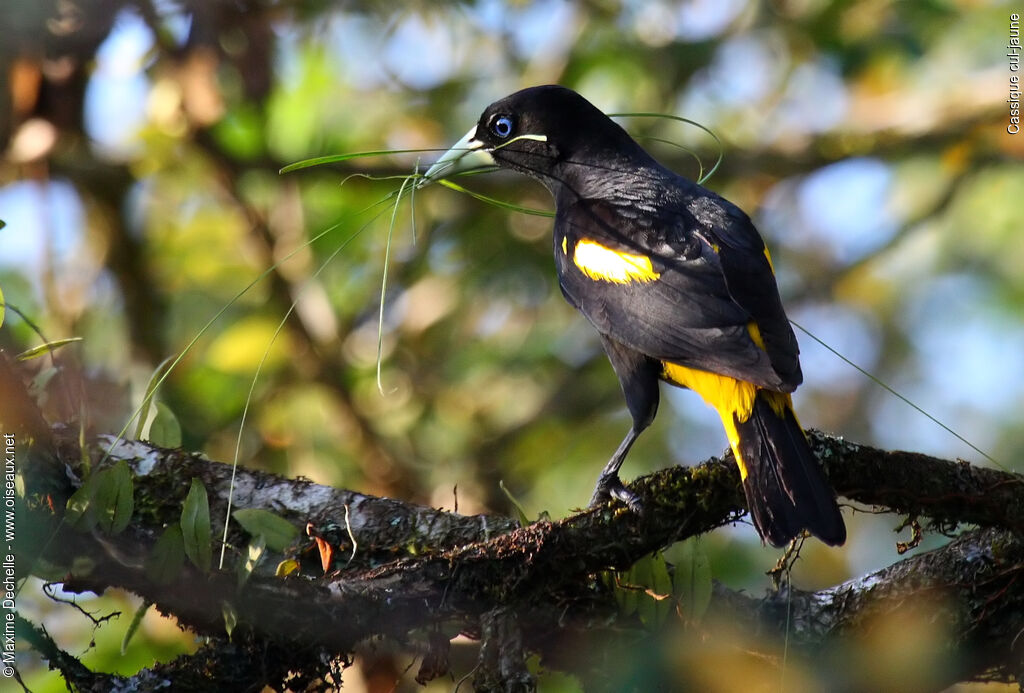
[14,424,1024,691]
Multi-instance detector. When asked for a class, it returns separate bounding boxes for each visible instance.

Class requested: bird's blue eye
[491,115,514,139]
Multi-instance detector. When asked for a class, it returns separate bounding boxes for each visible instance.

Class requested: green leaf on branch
[232,508,300,552]
[181,478,212,572]
[615,552,674,628]
[135,354,176,439]
[121,600,152,655]
[147,402,182,448]
[16,337,83,361]
[222,601,238,639]
[146,525,186,584]
[64,461,134,533]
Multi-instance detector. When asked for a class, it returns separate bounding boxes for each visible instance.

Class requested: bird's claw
[589,476,644,514]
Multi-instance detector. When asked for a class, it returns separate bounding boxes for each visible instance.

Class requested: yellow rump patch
[662,361,797,481]
[661,362,757,479]
[572,239,660,284]
[662,362,798,481]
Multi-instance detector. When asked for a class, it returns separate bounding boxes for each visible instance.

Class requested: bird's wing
[554,195,802,391]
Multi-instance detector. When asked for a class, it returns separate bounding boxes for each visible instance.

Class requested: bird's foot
[589,475,643,514]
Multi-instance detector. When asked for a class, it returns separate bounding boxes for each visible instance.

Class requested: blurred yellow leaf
[206,317,289,374]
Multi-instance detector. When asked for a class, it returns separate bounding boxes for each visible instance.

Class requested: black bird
[423,85,845,547]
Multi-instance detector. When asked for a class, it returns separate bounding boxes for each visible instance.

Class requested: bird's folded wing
[555,197,802,391]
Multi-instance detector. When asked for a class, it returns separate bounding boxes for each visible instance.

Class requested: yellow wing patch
[572,239,660,284]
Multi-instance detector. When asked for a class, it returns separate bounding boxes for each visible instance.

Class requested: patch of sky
[870,274,1023,461]
[797,158,898,262]
[674,0,749,41]
[469,0,574,59]
[324,15,391,89]
[768,56,848,136]
[0,180,85,300]
[676,32,787,130]
[151,0,191,47]
[620,0,749,44]
[381,13,461,90]
[83,8,153,159]
[763,158,898,265]
[907,274,1024,415]
[789,302,881,393]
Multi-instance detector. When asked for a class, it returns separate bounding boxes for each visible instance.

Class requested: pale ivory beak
[420,126,496,187]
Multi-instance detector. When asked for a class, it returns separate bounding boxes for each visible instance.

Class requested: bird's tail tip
[735,391,846,548]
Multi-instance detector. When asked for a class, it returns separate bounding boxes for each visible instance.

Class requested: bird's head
[423,85,652,195]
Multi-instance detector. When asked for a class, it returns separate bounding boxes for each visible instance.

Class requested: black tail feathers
[735,392,846,547]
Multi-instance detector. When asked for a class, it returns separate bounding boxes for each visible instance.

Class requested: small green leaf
[147,402,182,448]
[181,478,212,572]
[614,565,639,617]
[438,179,554,217]
[237,535,266,590]
[90,469,117,524]
[499,480,532,527]
[279,148,444,174]
[232,508,300,553]
[673,538,712,624]
[633,556,658,627]
[121,600,152,655]
[619,553,674,628]
[65,474,100,531]
[647,551,674,627]
[103,460,134,534]
[65,462,133,533]
[145,525,185,584]
[135,355,176,439]
[222,601,238,639]
[16,337,83,361]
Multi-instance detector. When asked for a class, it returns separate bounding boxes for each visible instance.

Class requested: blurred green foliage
[2,0,1021,689]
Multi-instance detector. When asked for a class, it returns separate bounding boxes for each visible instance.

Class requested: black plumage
[426,85,845,547]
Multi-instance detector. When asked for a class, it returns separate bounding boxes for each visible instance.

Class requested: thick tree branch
[711,527,1024,690]
[18,426,1023,690]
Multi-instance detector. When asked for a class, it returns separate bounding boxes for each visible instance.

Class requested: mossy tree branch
[14,425,1024,691]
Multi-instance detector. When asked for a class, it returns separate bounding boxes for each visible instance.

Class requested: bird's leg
[589,427,643,513]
